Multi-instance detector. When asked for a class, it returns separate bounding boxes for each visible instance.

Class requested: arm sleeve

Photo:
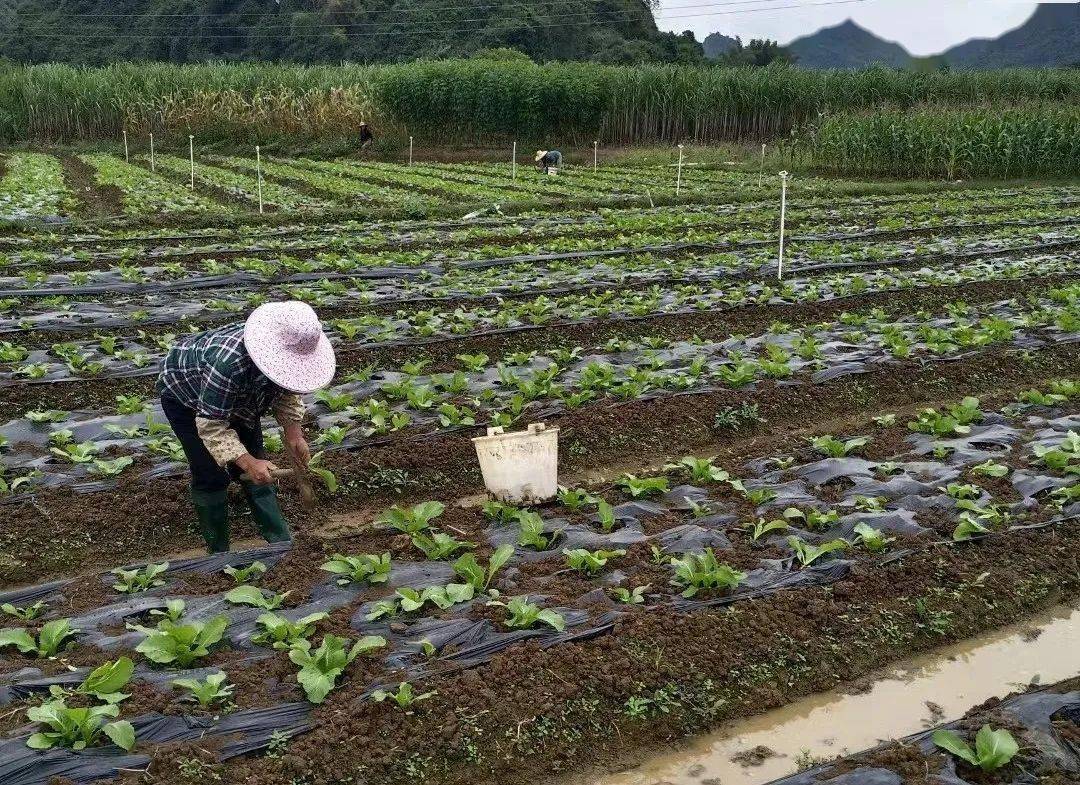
[273,393,306,426]
[196,418,248,466]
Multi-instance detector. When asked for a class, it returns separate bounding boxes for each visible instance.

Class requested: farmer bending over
[535,149,562,173]
[157,301,336,553]
[359,122,374,151]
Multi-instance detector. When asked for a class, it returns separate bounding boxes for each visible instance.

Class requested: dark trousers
[161,395,266,492]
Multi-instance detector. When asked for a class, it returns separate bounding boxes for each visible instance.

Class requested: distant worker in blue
[535,149,562,174]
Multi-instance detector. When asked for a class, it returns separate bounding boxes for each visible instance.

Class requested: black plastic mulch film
[0,403,1078,784]
[766,685,1080,785]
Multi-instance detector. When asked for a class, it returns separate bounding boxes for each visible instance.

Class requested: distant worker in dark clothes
[535,149,562,173]
[157,301,336,554]
[359,122,374,151]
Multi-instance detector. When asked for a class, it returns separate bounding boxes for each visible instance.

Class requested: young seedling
[289,634,386,704]
[223,561,267,584]
[0,619,79,658]
[952,517,991,542]
[225,586,290,610]
[130,616,228,667]
[60,657,135,705]
[371,681,436,710]
[595,499,618,532]
[25,700,135,752]
[564,549,625,577]
[491,596,566,631]
[320,553,392,586]
[664,457,730,483]
[932,725,1018,772]
[610,585,650,605]
[517,510,562,550]
[853,523,893,553]
[748,518,789,541]
[618,474,670,499]
[307,451,338,494]
[972,460,1009,478]
[481,500,522,523]
[376,501,445,534]
[787,537,848,567]
[148,599,186,624]
[452,544,514,592]
[810,435,870,458]
[253,612,329,650]
[112,562,168,594]
[171,672,234,708]
[410,532,475,560]
[2,600,47,620]
[557,486,599,511]
[670,549,746,598]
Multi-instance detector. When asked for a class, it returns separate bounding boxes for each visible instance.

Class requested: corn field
[4,60,1080,147]
[798,106,1080,180]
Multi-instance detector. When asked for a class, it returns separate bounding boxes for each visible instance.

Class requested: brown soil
[60,154,124,219]
[2,273,1072,419]
[1,341,1076,592]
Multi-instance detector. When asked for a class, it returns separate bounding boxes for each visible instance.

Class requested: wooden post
[122,130,129,163]
[512,141,517,181]
[593,140,598,172]
[188,135,195,191]
[758,143,766,187]
[408,136,414,166]
[256,145,264,215]
[778,171,790,281]
[149,133,155,172]
[675,144,685,198]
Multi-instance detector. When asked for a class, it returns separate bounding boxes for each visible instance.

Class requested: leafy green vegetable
[376,501,445,534]
[130,616,228,667]
[788,537,848,566]
[492,596,566,631]
[564,548,625,576]
[410,531,475,560]
[171,672,234,707]
[111,562,169,594]
[617,474,669,498]
[225,585,290,610]
[932,726,1018,772]
[664,457,730,483]
[0,619,79,657]
[670,549,746,597]
[853,523,893,553]
[452,544,514,591]
[253,612,329,649]
[371,681,436,710]
[26,699,135,751]
[517,510,562,550]
[610,585,650,605]
[223,561,267,584]
[50,657,134,705]
[748,518,789,541]
[320,553,391,586]
[811,435,870,458]
[1,600,47,620]
[289,634,386,703]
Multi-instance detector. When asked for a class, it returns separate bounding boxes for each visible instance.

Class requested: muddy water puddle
[591,601,1080,785]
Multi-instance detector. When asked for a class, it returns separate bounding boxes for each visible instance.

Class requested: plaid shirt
[157,323,281,424]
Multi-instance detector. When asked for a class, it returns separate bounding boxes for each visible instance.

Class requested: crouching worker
[535,149,562,173]
[157,301,337,553]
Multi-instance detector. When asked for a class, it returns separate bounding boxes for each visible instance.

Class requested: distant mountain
[786,19,911,68]
[701,2,1080,70]
[702,32,738,59]
[942,3,1080,68]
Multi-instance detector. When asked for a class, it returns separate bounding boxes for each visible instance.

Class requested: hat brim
[244,305,337,394]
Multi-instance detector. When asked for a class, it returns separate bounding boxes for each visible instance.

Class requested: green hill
[942,3,1080,68]
[0,0,702,65]
[786,20,911,69]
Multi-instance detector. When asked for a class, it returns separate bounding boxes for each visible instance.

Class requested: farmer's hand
[236,454,277,485]
[283,422,311,467]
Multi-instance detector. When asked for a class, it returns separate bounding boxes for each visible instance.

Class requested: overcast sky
[655,0,1042,56]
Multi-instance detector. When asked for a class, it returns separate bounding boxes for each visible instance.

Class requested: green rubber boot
[241,482,292,544]
[191,487,231,554]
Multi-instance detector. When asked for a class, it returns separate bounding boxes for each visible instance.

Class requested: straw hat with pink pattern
[244,301,336,393]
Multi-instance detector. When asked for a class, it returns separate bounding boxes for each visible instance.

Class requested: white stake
[255,145,264,215]
[408,136,414,166]
[593,140,598,172]
[758,143,766,186]
[512,141,517,181]
[149,133,155,172]
[122,130,129,163]
[778,171,790,281]
[188,135,195,191]
[675,144,685,198]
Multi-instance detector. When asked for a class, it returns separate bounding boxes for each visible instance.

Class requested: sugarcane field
[0,8,1079,785]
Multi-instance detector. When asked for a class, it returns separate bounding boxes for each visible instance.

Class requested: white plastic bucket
[546,167,559,176]
[471,422,559,504]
